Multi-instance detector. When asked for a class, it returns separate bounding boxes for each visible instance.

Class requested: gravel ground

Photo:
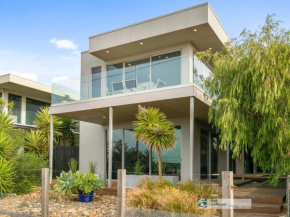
[0,190,117,217]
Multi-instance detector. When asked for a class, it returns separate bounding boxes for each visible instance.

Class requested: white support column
[122,129,125,169]
[226,142,230,171]
[208,132,212,180]
[108,107,113,188]
[189,97,194,180]
[2,90,8,114]
[149,148,152,175]
[21,96,26,125]
[242,146,245,181]
[49,115,54,183]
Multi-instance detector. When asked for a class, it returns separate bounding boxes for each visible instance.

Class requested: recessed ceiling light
[209,47,212,50]
[140,42,143,45]
[106,50,109,53]
[103,116,106,119]
[194,29,197,32]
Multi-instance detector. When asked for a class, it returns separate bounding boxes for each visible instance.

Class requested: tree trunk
[157,149,162,181]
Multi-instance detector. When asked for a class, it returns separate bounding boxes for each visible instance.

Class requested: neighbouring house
[0,74,51,129]
[49,3,257,186]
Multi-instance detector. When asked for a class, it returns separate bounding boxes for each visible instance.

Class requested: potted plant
[75,172,105,203]
[54,171,104,202]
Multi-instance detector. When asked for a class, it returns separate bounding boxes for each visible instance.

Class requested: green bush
[13,153,48,194]
[0,158,15,194]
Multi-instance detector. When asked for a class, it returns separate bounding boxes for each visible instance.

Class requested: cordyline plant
[197,14,290,184]
[133,106,177,180]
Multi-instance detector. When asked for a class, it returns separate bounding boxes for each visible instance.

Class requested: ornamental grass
[127,177,220,216]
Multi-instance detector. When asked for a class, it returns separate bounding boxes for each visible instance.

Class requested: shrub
[0,131,14,159]
[24,130,48,156]
[127,178,220,216]
[134,162,144,175]
[0,158,15,194]
[68,158,78,173]
[89,161,98,174]
[13,153,48,194]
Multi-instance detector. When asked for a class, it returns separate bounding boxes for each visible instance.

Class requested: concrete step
[235,203,282,215]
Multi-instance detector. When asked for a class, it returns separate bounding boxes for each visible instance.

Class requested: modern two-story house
[0,74,51,128]
[49,3,253,186]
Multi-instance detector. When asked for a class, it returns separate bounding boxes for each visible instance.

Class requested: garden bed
[0,190,117,217]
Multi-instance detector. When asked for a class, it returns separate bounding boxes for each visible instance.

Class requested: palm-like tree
[25,130,48,156]
[133,106,177,180]
[33,107,63,146]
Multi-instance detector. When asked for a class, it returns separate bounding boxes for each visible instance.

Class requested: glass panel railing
[193,55,212,90]
[51,54,212,105]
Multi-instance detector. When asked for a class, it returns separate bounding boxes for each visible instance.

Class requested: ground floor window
[200,130,219,179]
[106,126,181,179]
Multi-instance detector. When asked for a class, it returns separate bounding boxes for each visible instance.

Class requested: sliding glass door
[200,130,219,179]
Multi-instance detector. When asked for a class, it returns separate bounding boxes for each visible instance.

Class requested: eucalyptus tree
[133,106,177,180]
[197,15,290,183]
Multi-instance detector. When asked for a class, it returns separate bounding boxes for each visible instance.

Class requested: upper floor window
[26,98,50,125]
[92,67,102,98]
[103,51,181,96]
[8,94,21,124]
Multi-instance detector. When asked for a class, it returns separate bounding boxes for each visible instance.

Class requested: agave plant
[0,158,15,194]
[53,170,77,198]
[89,161,98,174]
[24,130,48,156]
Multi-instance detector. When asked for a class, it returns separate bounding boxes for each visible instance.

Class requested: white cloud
[14,73,38,82]
[49,38,80,56]
[49,38,78,50]
[0,50,80,87]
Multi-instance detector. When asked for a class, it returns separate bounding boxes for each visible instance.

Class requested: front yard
[0,190,117,217]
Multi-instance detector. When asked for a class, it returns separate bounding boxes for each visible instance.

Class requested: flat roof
[88,2,231,60]
[0,74,52,102]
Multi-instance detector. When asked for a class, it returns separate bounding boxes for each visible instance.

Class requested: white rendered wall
[79,121,106,175]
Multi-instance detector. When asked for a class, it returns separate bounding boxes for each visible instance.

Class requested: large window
[107,63,123,94]
[106,126,181,179]
[152,126,181,176]
[26,98,50,125]
[125,58,150,89]
[124,129,149,175]
[106,129,123,180]
[8,94,22,124]
[151,51,181,88]
[92,67,102,98]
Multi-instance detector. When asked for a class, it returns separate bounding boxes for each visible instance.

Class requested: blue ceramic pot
[78,190,94,202]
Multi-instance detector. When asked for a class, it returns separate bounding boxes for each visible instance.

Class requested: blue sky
[0,0,289,86]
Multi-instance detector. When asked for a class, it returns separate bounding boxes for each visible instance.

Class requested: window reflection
[92,67,102,98]
[107,63,123,95]
[151,51,181,88]
[26,98,49,125]
[152,126,181,176]
[8,94,22,124]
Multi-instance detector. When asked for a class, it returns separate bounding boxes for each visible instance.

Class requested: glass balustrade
[51,54,212,105]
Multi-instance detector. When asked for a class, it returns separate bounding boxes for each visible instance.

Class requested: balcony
[51,54,212,105]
